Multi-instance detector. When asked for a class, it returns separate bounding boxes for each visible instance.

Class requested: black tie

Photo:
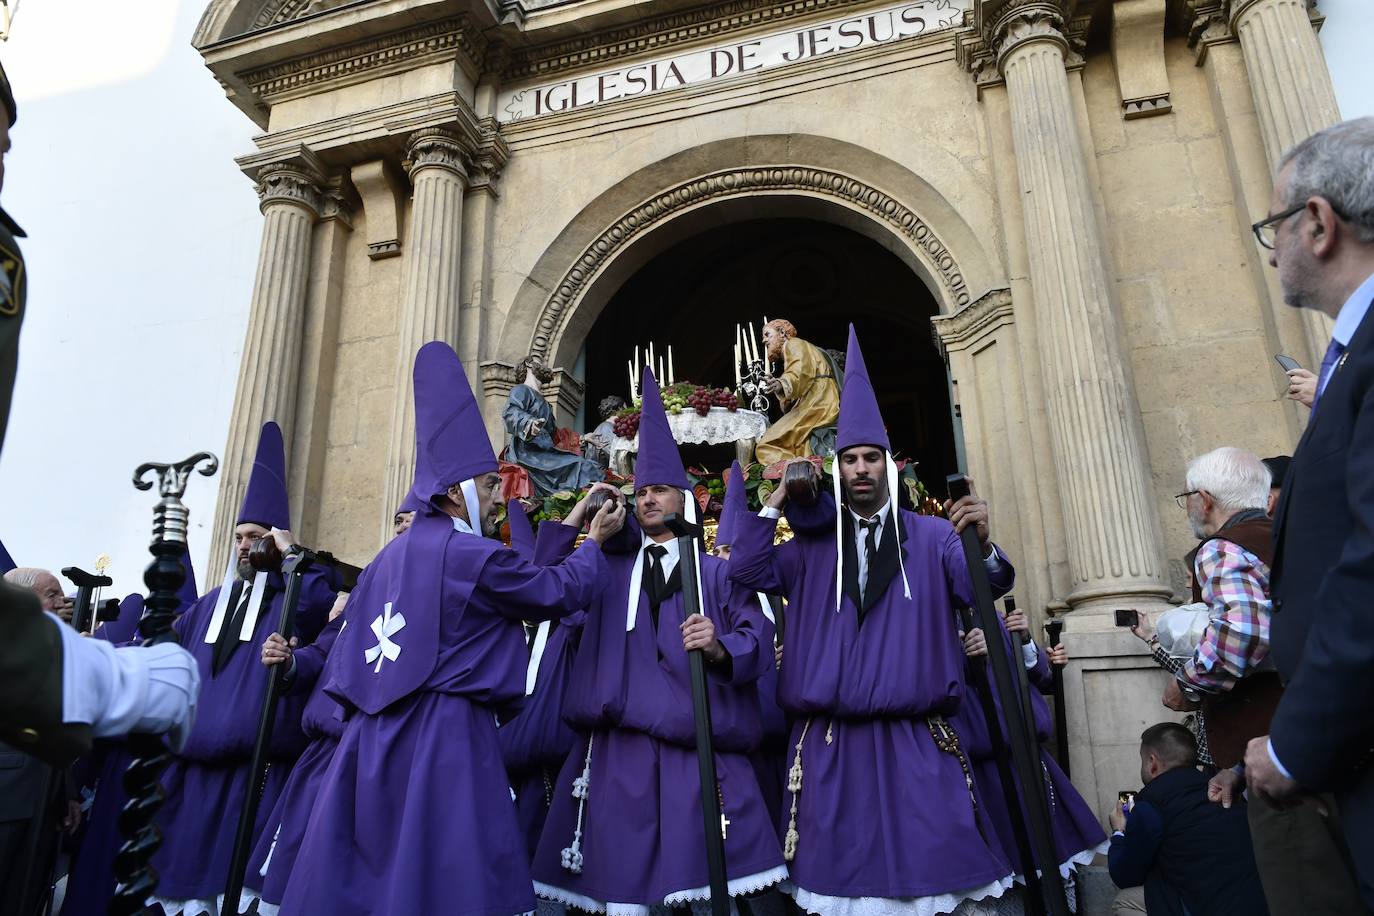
[860,517,880,600]
[645,545,668,632]
[212,582,253,676]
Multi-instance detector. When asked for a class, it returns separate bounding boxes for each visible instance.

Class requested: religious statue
[753,319,842,465]
[581,395,625,471]
[502,356,605,496]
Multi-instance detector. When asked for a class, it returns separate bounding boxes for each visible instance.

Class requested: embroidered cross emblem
[365,601,406,673]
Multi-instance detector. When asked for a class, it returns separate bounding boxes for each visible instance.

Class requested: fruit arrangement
[612,383,741,436]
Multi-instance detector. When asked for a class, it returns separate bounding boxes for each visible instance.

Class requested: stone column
[1230,0,1341,362]
[380,128,470,526]
[981,0,1172,613]
[208,163,323,571]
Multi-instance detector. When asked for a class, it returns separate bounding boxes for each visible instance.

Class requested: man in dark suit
[1244,116,1374,909]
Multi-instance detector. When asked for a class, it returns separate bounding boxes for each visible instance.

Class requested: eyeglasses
[1174,490,1200,509]
[1252,204,1305,250]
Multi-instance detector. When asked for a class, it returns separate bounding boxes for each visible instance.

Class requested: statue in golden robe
[754,319,841,465]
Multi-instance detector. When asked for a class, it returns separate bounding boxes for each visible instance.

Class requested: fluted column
[1231,0,1340,363]
[208,163,323,570]
[381,128,469,526]
[985,1,1172,612]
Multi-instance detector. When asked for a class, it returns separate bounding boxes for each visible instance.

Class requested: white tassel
[561,734,594,874]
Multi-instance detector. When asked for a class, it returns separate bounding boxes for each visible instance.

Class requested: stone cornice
[503,0,921,82]
[238,16,485,104]
[530,165,974,362]
[929,287,1013,348]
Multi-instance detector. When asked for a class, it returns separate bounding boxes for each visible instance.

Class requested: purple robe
[949,618,1106,880]
[279,508,607,916]
[151,567,337,902]
[248,613,348,905]
[750,608,790,829]
[727,493,1016,906]
[531,537,786,908]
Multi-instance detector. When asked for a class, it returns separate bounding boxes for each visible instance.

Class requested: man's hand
[1107,803,1127,833]
[762,376,783,394]
[1128,610,1155,645]
[528,417,547,439]
[1048,643,1069,667]
[261,632,297,667]
[1208,768,1242,808]
[328,592,348,622]
[565,483,619,529]
[681,613,726,663]
[1244,735,1302,805]
[944,477,991,546]
[56,600,75,625]
[765,459,811,510]
[1162,678,1199,711]
[63,799,82,835]
[962,628,988,658]
[1286,368,1317,408]
[1004,608,1029,636]
[585,497,626,544]
[269,528,296,553]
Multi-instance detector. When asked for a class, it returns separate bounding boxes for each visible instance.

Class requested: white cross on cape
[365,601,406,673]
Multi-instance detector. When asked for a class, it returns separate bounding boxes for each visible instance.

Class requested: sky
[1,0,1371,598]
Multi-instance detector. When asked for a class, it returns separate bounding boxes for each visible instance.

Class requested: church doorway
[577,217,959,486]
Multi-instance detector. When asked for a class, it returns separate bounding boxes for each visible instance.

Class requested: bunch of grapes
[661,387,690,415]
[612,411,641,438]
[687,386,716,416]
[710,387,739,412]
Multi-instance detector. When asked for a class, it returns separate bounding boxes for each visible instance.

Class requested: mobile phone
[1275,354,1302,372]
[1113,608,1139,628]
[1118,790,1137,814]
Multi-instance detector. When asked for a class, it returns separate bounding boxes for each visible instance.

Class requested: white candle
[649,341,656,379]
[658,356,665,384]
[748,322,759,363]
[734,342,742,387]
[628,360,636,399]
[736,325,743,365]
[668,346,675,385]
[634,346,639,381]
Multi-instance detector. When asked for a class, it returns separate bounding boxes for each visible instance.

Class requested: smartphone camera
[1113,608,1139,628]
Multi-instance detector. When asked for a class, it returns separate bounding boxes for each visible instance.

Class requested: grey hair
[4,567,48,590]
[1279,117,1374,243]
[1185,447,1271,514]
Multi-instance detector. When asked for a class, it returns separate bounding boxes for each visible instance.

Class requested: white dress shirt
[642,533,681,578]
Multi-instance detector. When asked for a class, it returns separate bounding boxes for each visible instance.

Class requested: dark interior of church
[579,217,959,487]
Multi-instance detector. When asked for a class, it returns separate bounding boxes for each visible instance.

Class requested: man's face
[393,511,415,538]
[233,523,269,580]
[32,572,68,614]
[763,325,784,359]
[839,446,888,515]
[713,544,731,560]
[1267,487,1281,518]
[1185,491,1209,540]
[1139,749,1160,786]
[635,484,685,537]
[1268,163,1322,312]
[475,473,504,537]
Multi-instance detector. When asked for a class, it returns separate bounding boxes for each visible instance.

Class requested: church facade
[194,0,1340,817]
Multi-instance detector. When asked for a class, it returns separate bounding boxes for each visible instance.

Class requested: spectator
[1108,723,1268,916]
[4,567,74,624]
[1244,116,1374,907]
[1261,455,1290,517]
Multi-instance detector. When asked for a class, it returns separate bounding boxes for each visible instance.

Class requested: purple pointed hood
[238,421,291,530]
[632,366,688,490]
[714,460,747,548]
[0,537,14,574]
[97,593,144,644]
[835,324,889,454]
[507,501,536,561]
[398,488,425,515]
[411,341,496,502]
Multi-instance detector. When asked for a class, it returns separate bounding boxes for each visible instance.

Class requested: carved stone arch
[496,134,1000,371]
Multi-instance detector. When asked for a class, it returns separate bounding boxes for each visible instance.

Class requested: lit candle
[733,342,741,386]
[668,346,675,385]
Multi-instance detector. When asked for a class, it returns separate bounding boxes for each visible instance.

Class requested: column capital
[255,163,325,217]
[977,0,1071,69]
[466,118,511,198]
[403,127,470,183]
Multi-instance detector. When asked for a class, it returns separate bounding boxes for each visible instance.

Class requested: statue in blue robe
[503,356,604,496]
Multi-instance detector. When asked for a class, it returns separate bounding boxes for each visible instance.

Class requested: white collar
[1331,270,1374,348]
[847,501,891,531]
[451,515,474,535]
[641,532,680,561]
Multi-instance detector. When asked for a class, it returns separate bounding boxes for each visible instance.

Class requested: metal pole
[109,452,218,916]
[664,513,731,916]
[1044,619,1070,777]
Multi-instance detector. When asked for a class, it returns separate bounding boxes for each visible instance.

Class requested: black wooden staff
[110,452,219,915]
[63,566,112,634]
[664,513,731,916]
[1044,619,1070,777]
[1003,596,1047,767]
[947,475,1069,916]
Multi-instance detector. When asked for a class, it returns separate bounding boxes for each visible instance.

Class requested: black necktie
[859,517,880,600]
[212,582,253,675]
[645,545,668,631]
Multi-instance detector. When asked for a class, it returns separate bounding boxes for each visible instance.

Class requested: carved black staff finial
[108,452,218,915]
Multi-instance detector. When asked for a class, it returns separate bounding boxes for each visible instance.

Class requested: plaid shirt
[1151,642,1214,767]
[1179,537,1272,695]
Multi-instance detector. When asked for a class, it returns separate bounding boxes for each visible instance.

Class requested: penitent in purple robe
[149,566,337,912]
[530,527,786,911]
[246,611,348,911]
[278,506,608,916]
[728,492,1017,914]
[948,616,1106,885]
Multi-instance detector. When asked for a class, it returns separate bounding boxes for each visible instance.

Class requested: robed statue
[503,356,605,496]
[754,319,842,465]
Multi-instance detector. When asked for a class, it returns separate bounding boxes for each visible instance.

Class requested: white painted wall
[0,0,1370,599]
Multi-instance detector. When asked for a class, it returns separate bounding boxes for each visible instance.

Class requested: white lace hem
[788,872,1016,916]
[1009,841,1109,884]
[148,891,260,916]
[536,865,787,915]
